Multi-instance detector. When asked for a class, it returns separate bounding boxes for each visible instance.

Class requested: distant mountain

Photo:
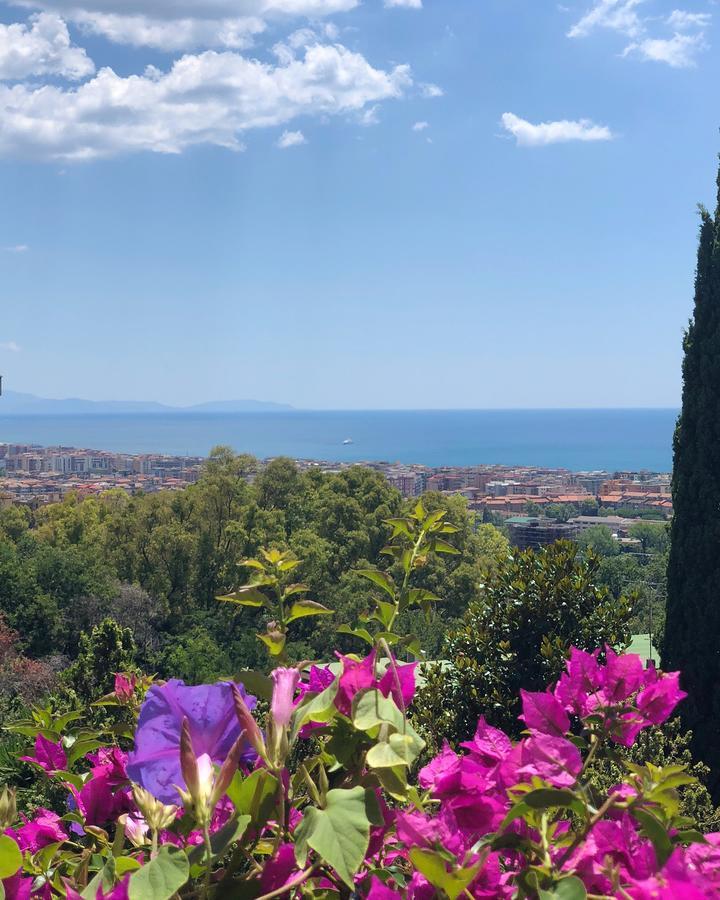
[0,391,293,415]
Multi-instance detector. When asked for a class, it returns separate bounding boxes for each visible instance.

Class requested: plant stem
[254,865,317,900]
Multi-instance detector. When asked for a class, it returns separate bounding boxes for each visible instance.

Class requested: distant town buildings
[0,443,673,521]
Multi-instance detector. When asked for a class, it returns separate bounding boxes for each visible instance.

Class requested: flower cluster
[3,645,717,899]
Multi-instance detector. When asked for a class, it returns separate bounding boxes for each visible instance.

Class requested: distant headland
[0,391,294,415]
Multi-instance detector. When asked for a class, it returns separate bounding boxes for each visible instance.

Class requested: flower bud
[232,684,266,760]
[209,732,245,809]
[271,668,301,729]
[131,784,178,832]
[0,787,17,829]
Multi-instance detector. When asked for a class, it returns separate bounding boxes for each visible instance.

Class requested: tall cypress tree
[664,161,720,793]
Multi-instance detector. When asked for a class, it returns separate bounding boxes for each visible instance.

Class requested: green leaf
[405,588,442,607]
[114,858,142,876]
[187,816,250,866]
[538,876,588,899]
[366,730,425,769]
[291,678,338,741]
[356,569,396,600]
[294,787,374,888]
[82,858,116,899]
[257,631,286,656]
[217,587,269,608]
[286,600,333,624]
[352,689,405,733]
[234,670,273,702]
[429,538,460,555]
[408,848,479,900]
[226,770,279,823]
[632,808,673,867]
[0,836,22,879]
[521,788,586,818]
[127,846,189,900]
[337,625,375,646]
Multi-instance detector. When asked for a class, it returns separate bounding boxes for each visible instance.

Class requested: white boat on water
[342,438,353,445]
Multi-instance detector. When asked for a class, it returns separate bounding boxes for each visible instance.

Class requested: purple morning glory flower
[126,679,257,804]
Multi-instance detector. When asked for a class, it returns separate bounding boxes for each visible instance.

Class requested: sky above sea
[0,1,717,410]
[0,409,678,472]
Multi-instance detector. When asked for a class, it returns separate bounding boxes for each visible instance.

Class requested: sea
[0,409,678,472]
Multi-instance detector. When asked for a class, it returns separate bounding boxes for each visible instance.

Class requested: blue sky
[0,0,717,409]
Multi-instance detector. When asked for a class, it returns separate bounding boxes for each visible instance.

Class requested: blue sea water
[0,409,677,472]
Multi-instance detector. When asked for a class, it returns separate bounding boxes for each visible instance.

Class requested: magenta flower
[519,690,570,737]
[2,874,32,900]
[460,716,512,765]
[367,876,403,898]
[71,772,133,826]
[259,844,298,895]
[20,734,66,774]
[114,673,137,703]
[127,679,257,804]
[335,650,416,716]
[13,808,68,853]
[636,672,686,726]
[271,668,301,728]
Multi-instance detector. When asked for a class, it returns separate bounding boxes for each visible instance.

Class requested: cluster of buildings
[0,444,204,506]
[0,445,672,533]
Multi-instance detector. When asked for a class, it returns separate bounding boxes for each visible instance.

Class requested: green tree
[664,177,720,793]
[63,618,137,702]
[577,524,619,557]
[414,541,632,752]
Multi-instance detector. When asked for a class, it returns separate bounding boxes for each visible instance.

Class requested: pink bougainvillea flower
[519,690,570,737]
[2,874,32,900]
[271,668,301,728]
[258,844,298,895]
[71,772,133,827]
[296,664,335,702]
[516,733,582,788]
[601,648,649,703]
[114,673,137,703]
[460,716,512,765]
[553,647,603,716]
[13,808,68,853]
[65,876,130,900]
[366,876,403,898]
[19,734,66,774]
[335,650,416,716]
[127,679,257,804]
[636,672,686,726]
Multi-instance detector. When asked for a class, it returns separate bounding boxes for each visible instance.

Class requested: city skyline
[1,0,719,408]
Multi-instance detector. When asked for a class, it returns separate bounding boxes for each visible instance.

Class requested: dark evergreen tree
[663,164,720,794]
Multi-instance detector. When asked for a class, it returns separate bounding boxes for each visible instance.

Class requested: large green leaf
[366,730,425,769]
[187,816,250,866]
[356,569,396,599]
[286,600,333,624]
[0,836,21,879]
[294,787,377,888]
[337,625,375,647]
[227,769,279,823]
[127,846,189,900]
[409,848,479,900]
[216,587,269,608]
[352,689,404,733]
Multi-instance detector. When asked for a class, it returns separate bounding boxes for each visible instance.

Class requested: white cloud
[568,0,646,39]
[419,82,443,98]
[0,43,411,160]
[412,120,428,131]
[357,104,380,126]
[71,12,265,51]
[384,0,422,8]
[666,9,711,30]
[624,30,706,66]
[0,13,94,80]
[16,0,360,50]
[568,1,710,68]
[3,244,29,253]
[501,112,614,146]
[276,128,306,147]
[0,342,21,352]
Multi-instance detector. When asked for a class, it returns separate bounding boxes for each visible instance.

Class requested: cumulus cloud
[412,120,428,131]
[568,0,646,39]
[0,13,94,80]
[568,1,710,68]
[624,30,706,66]
[665,9,711,30]
[276,128,306,147]
[501,112,614,146]
[0,342,21,352]
[15,0,360,49]
[419,82,443,98]
[0,43,412,160]
[384,0,422,8]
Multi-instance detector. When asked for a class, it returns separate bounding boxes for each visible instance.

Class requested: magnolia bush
[2,505,718,898]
